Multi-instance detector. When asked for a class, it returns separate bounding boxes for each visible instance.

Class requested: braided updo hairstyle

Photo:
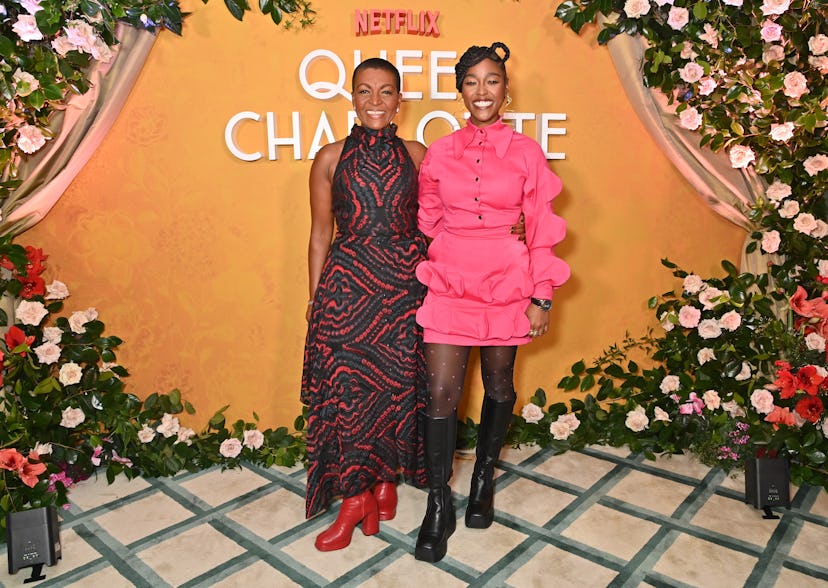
[454,42,510,92]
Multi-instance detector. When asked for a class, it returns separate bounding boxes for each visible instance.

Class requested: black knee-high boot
[465,396,515,529]
[415,414,457,563]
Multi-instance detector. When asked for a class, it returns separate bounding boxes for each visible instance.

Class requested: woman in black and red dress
[301,58,428,551]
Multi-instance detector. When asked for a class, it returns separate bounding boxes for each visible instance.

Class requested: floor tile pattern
[2,446,827,587]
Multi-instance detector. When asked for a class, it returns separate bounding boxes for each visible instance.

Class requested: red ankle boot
[315,490,380,551]
[374,482,397,521]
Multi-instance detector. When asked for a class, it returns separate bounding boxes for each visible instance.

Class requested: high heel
[314,490,379,551]
[374,481,398,521]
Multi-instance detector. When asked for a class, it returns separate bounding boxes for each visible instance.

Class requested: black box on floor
[6,506,61,575]
[745,457,790,510]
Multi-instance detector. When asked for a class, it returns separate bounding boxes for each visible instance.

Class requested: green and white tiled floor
[2,445,828,587]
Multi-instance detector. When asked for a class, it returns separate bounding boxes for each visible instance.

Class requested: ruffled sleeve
[417,147,444,238]
[521,143,570,299]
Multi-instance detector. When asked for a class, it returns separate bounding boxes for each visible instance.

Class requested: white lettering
[225,111,263,162]
[308,111,337,160]
[430,51,457,100]
[299,49,351,101]
[267,112,302,160]
[395,49,423,100]
[539,113,567,160]
[416,110,460,144]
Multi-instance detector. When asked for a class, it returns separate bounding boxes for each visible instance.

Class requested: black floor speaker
[6,506,61,581]
[744,457,791,518]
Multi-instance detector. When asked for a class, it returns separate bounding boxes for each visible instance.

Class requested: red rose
[796,365,825,396]
[795,396,823,423]
[18,275,45,299]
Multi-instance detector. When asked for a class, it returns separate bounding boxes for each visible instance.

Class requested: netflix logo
[354,9,440,37]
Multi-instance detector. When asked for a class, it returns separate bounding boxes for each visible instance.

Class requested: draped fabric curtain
[1,25,157,236]
[606,34,770,275]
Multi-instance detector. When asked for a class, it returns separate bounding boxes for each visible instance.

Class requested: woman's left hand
[525,304,549,338]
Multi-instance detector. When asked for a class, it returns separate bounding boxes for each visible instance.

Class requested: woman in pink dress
[413,42,570,563]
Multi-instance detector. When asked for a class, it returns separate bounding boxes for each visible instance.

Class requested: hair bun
[490,42,510,63]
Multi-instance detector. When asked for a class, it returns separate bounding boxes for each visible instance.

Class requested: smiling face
[352,67,402,131]
[460,58,508,128]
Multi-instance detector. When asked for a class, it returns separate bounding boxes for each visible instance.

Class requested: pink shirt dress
[415,118,570,346]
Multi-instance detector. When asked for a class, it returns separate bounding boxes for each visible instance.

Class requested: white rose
[220,438,243,458]
[820,260,828,278]
[60,406,85,428]
[34,342,61,365]
[64,19,97,52]
[809,55,828,74]
[15,299,48,326]
[722,400,747,418]
[176,427,196,446]
[803,154,828,177]
[761,230,781,253]
[812,221,828,239]
[156,413,180,438]
[793,213,818,236]
[51,35,75,57]
[698,77,717,96]
[12,68,39,97]
[698,319,723,339]
[809,34,828,55]
[763,44,786,64]
[697,348,716,364]
[68,310,91,333]
[750,389,775,414]
[45,280,70,300]
[16,124,46,154]
[698,24,719,48]
[243,429,265,449]
[660,375,681,393]
[683,274,705,294]
[805,333,826,352]
[722,0,743,5]
[699,287,725,310]
[33,442,52,456]
[42,326,63,345]
[625,406,649,432]
[623,0,651,18]
[549,413,580,440]
[12,14,43,41]
[660,311,676,332]
[729,145,755,169]
[680,41,697,60]
[521,403,544,424]
[778,199,800,219]
[138,425,156,443]
[58,362,83,386]
[770,122,794,142]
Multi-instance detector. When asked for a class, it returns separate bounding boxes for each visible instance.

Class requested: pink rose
[521,403,544,424]
[65,19,97,52]
[805,333,826,352]
[660,375,681,393]
[761,0,790,15]
[623,0,651,18]
[698,24,719,48]
[820,260,828,278]
[698,77,717,96]
[34,342,61,365]
[549,413,580,440]
[761,230,781,253]
[678,107,702,130]
[809,56,828,74]
[719,310,742,331]
[699,287,725,310]
[703,390,721,410]
[766,180,791,203]
[812,221,828,239]
[12,15,43,42]
[783,71,809,100]
[661,311,676,332]
[804,154,828,177]
[680,41,697,60]
[763,45,786,64]
[16,124,46,154]
[653,407,672,422]
[51,35,75,57]
[793,213,818,235]
[683,274,705,294]
[809,34,828,55]
[698,319,722,339]
[729,145,755,169]
[138,425,156,443]
[625,406,649,432]
[219,438,243,458]
[697,348,716,364]
[678,305,701,328]
[770,122,794,142]
[750,389,775,414]
[60,406,86,428]
[156,413,180,438]
[760,20,783,42]
[679,62,704,83]
[723,401,746,418]
[176,427,196,446]
[19,0,43,14]
[778,199,800,218]
[59,362,83,386]
[735,362,752,381]
[667,7,689,30]
[243,429,265,449]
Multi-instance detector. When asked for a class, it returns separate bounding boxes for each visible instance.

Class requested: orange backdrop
[23,0,745,428]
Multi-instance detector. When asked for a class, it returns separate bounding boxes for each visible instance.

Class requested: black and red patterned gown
[301,124,428,518]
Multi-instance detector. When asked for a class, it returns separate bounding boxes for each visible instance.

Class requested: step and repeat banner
[24,0,744,427]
